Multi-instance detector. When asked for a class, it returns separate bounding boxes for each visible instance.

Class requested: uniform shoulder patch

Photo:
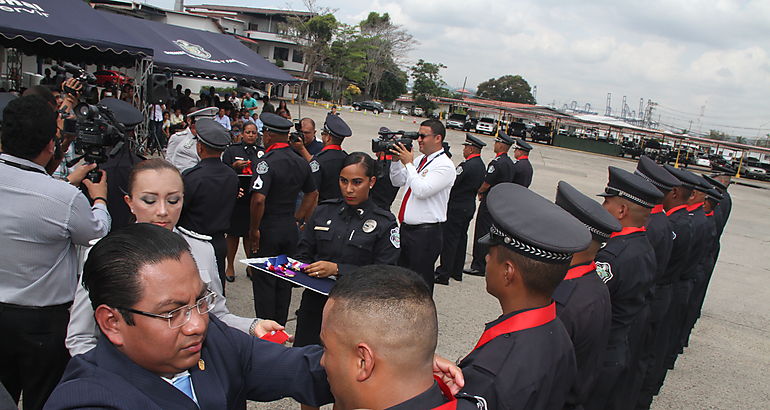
[310,159,320,173]
[595,261,613,283]
[256,161,269,174]
[389,227,400,249]
[456,165,463,175]
[487,164,495,174]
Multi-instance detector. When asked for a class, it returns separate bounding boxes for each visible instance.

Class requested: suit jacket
[46,316,333,410]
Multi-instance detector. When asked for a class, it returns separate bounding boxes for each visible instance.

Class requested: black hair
[1,95,56,160]
[495,246,569,298]
[341,152,376,177]
[82,223,192,325]
[420,119,446,142]
[22,85,56,107]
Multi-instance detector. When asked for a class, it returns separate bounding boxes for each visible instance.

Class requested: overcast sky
[147,0,770,136]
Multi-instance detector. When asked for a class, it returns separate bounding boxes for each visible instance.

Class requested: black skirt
[227,197,251,237]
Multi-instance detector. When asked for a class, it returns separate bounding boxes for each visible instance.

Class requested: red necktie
[397,155,428,223]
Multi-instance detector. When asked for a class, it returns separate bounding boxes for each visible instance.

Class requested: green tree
[377,66,408,102]
[410,59,447,112]
[359,12,413,99]
[707,129,730,141]
[476,74,536,104]
[325,24,367,101]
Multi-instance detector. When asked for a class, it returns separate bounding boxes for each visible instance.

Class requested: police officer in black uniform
[248,113,318,325]
[466,131,515,276]
[510,138,534,187]
[177,118,238,290]
[703,173,731,238]
[370,156,400,212]
[222,121,264,282]
[435,134,486,285]
[586,167,662,410]
[459,183,589,410]
[309,115,351,201]
[553,181,620,410]
[293,152,400,347]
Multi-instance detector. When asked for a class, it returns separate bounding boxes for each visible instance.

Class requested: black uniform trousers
[665,278,694,369]
[210,233,227,292]
[636,283,674,409]
[0,303,71,410]
[250,217,298,325]
[436,205,475,281]
[294,290,327,347]
[399,223,442,294]
[470,204,492,272]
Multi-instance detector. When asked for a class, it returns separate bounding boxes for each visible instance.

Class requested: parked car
[446,113,467,130]
[619,140,643,159]
[529,125,553,144]
[398,107,410,115]
[508,122,527,138]
[475,117,497,135]
[94,70,131,88]
[352,100,384,114]
[694,156,711,167]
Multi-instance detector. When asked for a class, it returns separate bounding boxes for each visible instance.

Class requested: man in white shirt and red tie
[390,119,456,294]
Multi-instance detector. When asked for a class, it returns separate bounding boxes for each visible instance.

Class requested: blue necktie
[172,373,194,401]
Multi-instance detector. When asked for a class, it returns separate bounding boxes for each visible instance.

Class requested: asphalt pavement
[225,104,770,409]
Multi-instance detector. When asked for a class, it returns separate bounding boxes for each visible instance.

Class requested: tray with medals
[240,255,335,295]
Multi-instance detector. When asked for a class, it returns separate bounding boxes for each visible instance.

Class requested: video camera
[51,62,96,97]
[372,128,419,153]
[290,120,303,144]
[64,102,126,183]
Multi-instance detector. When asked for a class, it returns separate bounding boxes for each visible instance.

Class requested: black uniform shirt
[250,144,316,218]
[178,157,238,235]
[222,142,265,194]
[595,229,657,352]
[448,154,485,211]
[714,191,731,237]
[295,199,399,275]
[510,156,533,188]
[646,206,674,284]
[386,382,485,410]
[683,204,710,280]
[370,155,400,211]
[553,262,612,409]
[459,306,576,410]
[310,146,348,201]
[482,153,515,204]
[664,205,693,284]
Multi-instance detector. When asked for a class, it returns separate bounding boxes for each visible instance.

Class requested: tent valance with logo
[0,0,152,65]
[99,11,298,85]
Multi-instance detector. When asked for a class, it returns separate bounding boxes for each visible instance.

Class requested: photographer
[0,95,110,409]
[290,117,324,161]
[389,119,456,294]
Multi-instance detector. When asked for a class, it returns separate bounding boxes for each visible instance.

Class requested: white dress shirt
[390,149,455,225]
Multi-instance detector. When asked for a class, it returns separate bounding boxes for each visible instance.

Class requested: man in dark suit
[435,134,487,285]
[510,138,534,188]
[44,223,332,410]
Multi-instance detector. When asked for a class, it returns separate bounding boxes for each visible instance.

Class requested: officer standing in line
[693,187,724,321]
[309,115,351,201]
[629,156,682,406]
[681,175,716,349]
[165,107,218,173]
[586,167,662,410]
[293,152,400,348]
[552,181,619,410]
[465,131,515,276]
[703,174,731,238]
[459,183,589,410]
[510,138,534,187]
[222,121,265,282]
[249,113,318,325]
[435,134,486,285]
[177,119,238,290]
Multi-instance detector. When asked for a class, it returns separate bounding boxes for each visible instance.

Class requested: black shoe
[434,276,449,286]
[225,275,235,283]
[463,269,485,277]
[451,275,462,282]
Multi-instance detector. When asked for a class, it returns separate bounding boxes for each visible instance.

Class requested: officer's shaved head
[323,265,437,365]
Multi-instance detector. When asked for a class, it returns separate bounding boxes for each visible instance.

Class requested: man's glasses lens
[168,292,216,329]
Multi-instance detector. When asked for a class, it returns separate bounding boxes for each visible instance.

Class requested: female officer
[222,122,264,282]
[293,152,401,347]
[66,158,281,356]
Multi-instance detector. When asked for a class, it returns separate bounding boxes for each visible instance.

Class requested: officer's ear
[354,342,375,382]
[94,305,126,347]
[368,175,377,190]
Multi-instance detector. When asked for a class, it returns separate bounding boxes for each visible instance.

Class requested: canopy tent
[0,0,152,65]
[99,11,298,85]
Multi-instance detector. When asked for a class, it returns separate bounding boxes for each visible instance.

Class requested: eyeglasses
[118,291,216,329]
[417,133,433,139]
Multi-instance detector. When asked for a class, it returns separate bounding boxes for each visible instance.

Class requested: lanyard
[322,144,342,151]
[0,158,48,176]
[417,151,445,172]
[472,303,556,351]
[610,226,646,238]
[563,262,596,280]
[265,142,289,153]
[432,376,457,410]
